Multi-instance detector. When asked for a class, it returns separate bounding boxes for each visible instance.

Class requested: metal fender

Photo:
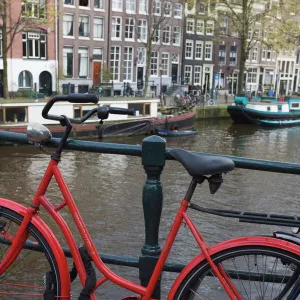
[0,198,71,298]
[168,235,300,299]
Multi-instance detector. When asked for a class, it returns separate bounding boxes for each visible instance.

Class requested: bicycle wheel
[0,206,61,298]
[174,245,300,299]
[207,99,215,106]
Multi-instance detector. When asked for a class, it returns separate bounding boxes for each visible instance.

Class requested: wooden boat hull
[227,105,300,126]
[156,129,198,137]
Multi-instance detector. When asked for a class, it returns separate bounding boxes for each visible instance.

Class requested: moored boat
[227,97,300,126]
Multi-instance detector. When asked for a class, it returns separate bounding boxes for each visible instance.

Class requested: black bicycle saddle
[169,148,235,177]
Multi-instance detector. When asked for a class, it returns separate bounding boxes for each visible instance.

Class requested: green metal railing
[1,130,300,298]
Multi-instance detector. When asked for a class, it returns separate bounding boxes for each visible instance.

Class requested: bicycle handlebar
[42,94,135,125]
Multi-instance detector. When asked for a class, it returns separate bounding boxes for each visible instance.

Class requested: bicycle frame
[2,155,300,299]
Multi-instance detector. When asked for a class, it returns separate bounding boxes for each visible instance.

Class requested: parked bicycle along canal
[0,118,300,298]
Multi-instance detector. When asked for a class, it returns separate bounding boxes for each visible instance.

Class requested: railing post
[139,135,166,299]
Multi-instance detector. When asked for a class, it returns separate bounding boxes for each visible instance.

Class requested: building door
[137,67,144,90]
[171,64,178,84]
[0,70,3,98]
[93,62,101,85]
[39,71,52,96]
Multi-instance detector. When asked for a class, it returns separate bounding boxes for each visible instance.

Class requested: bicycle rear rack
[190,203,300,227]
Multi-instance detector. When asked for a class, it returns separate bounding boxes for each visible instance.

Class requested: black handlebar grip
[109,107,135,116]
[66,94,98,104]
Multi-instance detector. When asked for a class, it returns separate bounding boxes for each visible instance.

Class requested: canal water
[0,118,300,298]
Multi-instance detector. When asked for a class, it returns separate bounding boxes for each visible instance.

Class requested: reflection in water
[0,120,299,298]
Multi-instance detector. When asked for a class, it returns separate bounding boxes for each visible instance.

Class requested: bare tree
[203,0,300,95]
[133,0,181,96]
[0,0,53,99]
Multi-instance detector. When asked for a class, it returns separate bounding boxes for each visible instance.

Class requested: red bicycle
[1,94,300,299]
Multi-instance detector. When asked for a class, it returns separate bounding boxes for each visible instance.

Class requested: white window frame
[94,0,104,9]
[247,68,257,83]
[93,47,103,61]
[63,14,74,37]
[164,2,171,16]
[138,19,147,42]
[123,47,133,81]
[126,0,136,13]
[186,19,194,34]
[173,3,182,18]
[218,45,226,65]
[194,65,202,86]
[173,26,180,46]
[63,46,74,77]
[205,42,212,60]
[18,70,33,88]
[125,18,135,40]
[152,26,160,44]
[251,47,258,62]
[162,25,170,45]
[196,19,204,35]
[79,15,90,38]
[78,47,89,78]
[185,40,193,60]
[206,21,214,35]
[139,0,147,14]
[184,65,192,84]
[22,31,47,59]
[112,0,122,11]
[195,41,203,60]
[110,46,121,81]
[153,0,161,15]
[150,52,159,76]
[94,17,104,39]
[111,17,122,40]
[161,52,169,76]
[64,0,74,5]
[229,45,237,66]
[22,0,46,19]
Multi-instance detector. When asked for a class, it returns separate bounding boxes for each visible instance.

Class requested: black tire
[174,245,300,299]
[0,206,61,299]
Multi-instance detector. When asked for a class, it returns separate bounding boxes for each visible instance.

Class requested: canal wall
[195,105,230,119]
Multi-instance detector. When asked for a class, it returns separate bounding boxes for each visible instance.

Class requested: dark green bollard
[139,135,166,299]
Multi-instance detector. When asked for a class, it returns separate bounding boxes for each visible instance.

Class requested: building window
[22,31,47,59]
[173,26,180,46]
[94,0,104,9]
[194,66,202,85]
[220,16,228,35]
[0,31,2,57]
[151,52,158,75]
[152,26,160,44]
[126,0,135,12]
[18,71,33,88]
[79,16,89,37]
[112,17,122,39]
[247,68,257,83]
[161,53,169,76]
[195,41,203,60]
[152,0,161,15]
[185,40,193,59]
[94,17,104,39]
[64,0,74,5]
[251,47,258,62]
[137,47,146,64]
[63,47,73,77]
[219,45,226,65]
[230,46,236,65]
[110,46,120,81]
[173,3,182,18]
[79,0,89,6]
[22,0,46,19]
[123,47,133,81]
[196,20,204,34]
[125,18,135,40]
[78,47,89,77]
[63,15,74,37]
[164,2,171,16]
[205,42,212,60]
[186,19,194,34]
[184,65,192,84]
[112,0,122,10]
[162,25,170,44]
[138,20,147,41]
[206,21,214,35]
[93,48,103,60]
[139,0,147,13]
